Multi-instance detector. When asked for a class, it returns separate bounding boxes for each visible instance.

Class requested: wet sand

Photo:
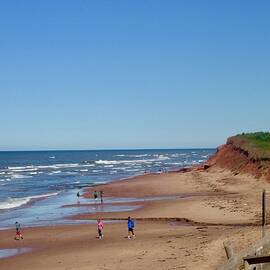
[1,167,270,269]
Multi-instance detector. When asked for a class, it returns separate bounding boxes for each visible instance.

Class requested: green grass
[234,132,270,158]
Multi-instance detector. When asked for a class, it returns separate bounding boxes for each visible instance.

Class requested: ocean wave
[115,154,149,158]
[8,167,38,173]
[7,163,82,172]
[8,166,34,170]
[48,170,62,175]
[95,160,121,165]
[0,192,59,210]
[165,162,183,165]
[171,153,187,157]
[11,174,33,179]
[95,158,170,165]
[92,169,103,173]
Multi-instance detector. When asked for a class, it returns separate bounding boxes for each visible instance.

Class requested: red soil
[207,137,270,181]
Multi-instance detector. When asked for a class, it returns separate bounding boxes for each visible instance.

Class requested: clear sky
[0,1,269,150]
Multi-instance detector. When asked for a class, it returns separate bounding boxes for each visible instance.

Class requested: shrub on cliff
[231,132,270,160]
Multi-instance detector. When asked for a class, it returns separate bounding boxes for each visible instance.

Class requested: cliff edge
[208,132,270,180]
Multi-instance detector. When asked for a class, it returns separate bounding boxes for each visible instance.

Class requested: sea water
[0,149,214,228]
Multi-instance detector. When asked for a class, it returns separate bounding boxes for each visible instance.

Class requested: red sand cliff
[207,136,270,181]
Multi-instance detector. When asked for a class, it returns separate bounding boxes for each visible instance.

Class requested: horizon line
[0,147,217,152]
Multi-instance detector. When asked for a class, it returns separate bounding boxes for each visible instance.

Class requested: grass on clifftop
[235,132,270,158]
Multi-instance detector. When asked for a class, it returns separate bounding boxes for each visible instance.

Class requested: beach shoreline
[1,165,270,269]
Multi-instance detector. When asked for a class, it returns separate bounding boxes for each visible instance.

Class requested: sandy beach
[1,167,270,270]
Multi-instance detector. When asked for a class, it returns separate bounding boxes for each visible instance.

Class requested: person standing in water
[76,191,80,203]
[99,190,104,204]
[127,216,135,239]
[14,222,23,240]
[97,219,104,239]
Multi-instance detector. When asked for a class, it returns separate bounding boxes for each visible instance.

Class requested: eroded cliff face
[207,137,270,181]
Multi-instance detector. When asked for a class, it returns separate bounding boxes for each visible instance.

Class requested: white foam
[95,160,120,165]
[95,158,170,165]
[11,174,32,179]
[48,170,62,175]
[166,162,183,165]
[81,164,95,167]
[0,192,59,210]
[115,154,149,157]
[92,169,103,173]
[7,163,81,173]
[80,169,88,172]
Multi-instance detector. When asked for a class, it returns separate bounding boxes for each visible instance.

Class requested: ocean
[0,149,215,228]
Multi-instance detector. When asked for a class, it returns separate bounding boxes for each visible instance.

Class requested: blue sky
[0,1,269,150]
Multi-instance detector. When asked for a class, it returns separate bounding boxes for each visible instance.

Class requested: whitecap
[10,174,32,179]
[48,170,62,175]
[92,170,103,173]
[0,192,59,210]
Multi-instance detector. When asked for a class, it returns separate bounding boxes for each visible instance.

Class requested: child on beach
[14,222,23,240]
[127,216,135,239]
[97,219,104,239]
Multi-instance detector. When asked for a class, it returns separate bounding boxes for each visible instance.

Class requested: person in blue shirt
[127,216,135,239]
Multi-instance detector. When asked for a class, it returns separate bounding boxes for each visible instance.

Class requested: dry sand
[1,167,270,270]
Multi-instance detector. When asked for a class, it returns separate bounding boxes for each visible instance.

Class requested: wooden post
[223,241,234,260]
[262,189,266,238]
[262,189,266,226]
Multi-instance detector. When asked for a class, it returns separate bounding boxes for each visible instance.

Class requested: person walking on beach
[127,216,135,239]
[93,190,98,201]
[97,219,104,239]
[76,191,80,203]
[14,222,23,240]
[99,190,104,204]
